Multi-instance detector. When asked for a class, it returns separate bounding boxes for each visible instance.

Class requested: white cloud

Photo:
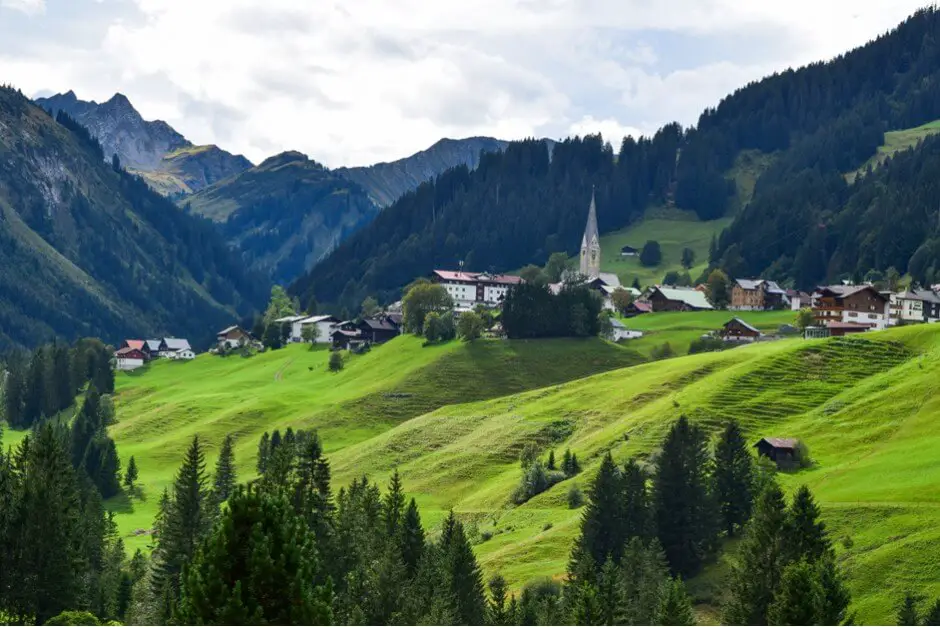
[0,0,931,166]
[568,116,646,147]
[0,0,44,15]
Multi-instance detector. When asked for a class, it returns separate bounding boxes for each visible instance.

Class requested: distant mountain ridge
[35,91,253,195]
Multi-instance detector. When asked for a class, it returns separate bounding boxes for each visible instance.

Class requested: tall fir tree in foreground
[654,415,718,577]
[712,420,753,536]
[212,434,236,504]
[175,485,332,625]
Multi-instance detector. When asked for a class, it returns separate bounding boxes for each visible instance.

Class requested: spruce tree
[124,456,138,489]
[654,416,717,577]
[570,582,603,626]
[400,498,425,577]
[786,485,829,563]
[622,458,653,541]
[291,431,335,574]
[723,483,788,625]
[815,553,852,625]
[70,388,100,468]
[22,348,47,426]
[383,469,406,540]
[439,511,487,625]
[547,449,556,470]
[257,431,270,475]
[620,537,669,624]
[488,574,510,626]
[2,355,24,428]
[562,448,573,476]
[713,419,753,536]
[175,485,332,624]
[923,598,940,626]
[897,591,922,626]
[767,560,823,625]
[597,557,625,625]
[212,434,236,504]
[94,437,122,498]
[570,452,624,574]
[656,578,696,626]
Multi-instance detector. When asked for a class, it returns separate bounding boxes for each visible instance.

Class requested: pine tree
[897,591,922,626]
[723,483,788,625]
[654,416,717,577]
[547,449,556,470]
[212,434,236,504]
[383,469,406,540]
[815,553,851,625]
[2,355,24,428]
[713,419,753,536]
[622,458,653,541]
[620,538,669,624]
[52,343,73,414]
[570,452,623,576]
[656,578,696,626]
[175,485,333,624]
[400,498,425,577]
[151,435,211,618]
[257,431,270,475]
[488,574,510,626]
[923,598,940,626]
[439,511,487,625]
[767,560,823,625]
[597,557,625,625]
[786,485,829,563]
[70,388,101,468]
[95,437,122,498]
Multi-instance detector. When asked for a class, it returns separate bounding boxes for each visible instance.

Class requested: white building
[609,318,643,341]
[114,347,146,371]
[296,315,341,343]
[890,289,940,325]
[431,270,523,310]
[168,348,195,361]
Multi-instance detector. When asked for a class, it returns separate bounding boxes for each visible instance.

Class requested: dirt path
[274,358,294,382]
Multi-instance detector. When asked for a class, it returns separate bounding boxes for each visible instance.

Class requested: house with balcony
[812,285,889,331]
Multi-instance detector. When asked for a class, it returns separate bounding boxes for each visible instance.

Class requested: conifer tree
[620,537,669,624]
[151,435,211,618]
[212,434,236,504]
[291,431,335,572]
[786,485,829,563]
[488,574,510,626]
[439,511,487,625]
[923,598,940,626]
[94,437,122,498]
[622,458,653,540]
[767,560,823,626]
[400,498,425,577]
[124,456,138,489]
[2,355,24,428]
[815,553,852,625]
[257,431,270,475]
[562,448,573,476]
[547,449,556,470]
[657,578,696,626]
[654,416,717,577]
[723,483,788,625]
[175,485,333,625]
[383,469,406,540]
[52,343,73,414]
[597,557,625,625]
[570,452,624,575]
[570,582,603,626]
[713,419,753,536]
[897,591,922,626]
[70,388,101,467]
[22,348,48,425]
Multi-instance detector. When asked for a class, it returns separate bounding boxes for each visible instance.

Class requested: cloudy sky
[0,0,929,167]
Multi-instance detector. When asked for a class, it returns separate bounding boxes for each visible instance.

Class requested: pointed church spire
[580,188,601,278]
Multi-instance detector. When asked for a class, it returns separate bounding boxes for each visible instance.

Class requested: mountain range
[0,87,265,350]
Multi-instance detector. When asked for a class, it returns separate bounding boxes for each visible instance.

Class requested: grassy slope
[100,337,640,550]
[325,324,940,624]
[622,310,797,356]
[847,119,940,182]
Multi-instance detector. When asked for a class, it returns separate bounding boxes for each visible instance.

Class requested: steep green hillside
[0,87,264,349]
[95,337,640,549]
[846,118,940,182]
[623,309,795,356]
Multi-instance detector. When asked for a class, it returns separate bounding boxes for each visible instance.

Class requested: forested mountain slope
[0,86,266,349]
[35,91,253,195]
[295,7,940,307]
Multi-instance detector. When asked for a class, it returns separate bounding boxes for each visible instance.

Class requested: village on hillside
[115,193,940,370]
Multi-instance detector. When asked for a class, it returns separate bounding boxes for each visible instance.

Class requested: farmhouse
[217,325,253,349]
[167,348,195,361]
[158,338,192,358]
[730,279,788,311]
[145,339,162,355]
[623,300,652,317]
[295,315,341,344]
[331,329,367,351]
[431,269,523,310]
[115,346,147,371]
[720,317,762,342]
[787,290,812,311]
[889,289,940,325]
[646,286,714,312]
[620,245,639,257]
[585,273,625,311]
[609,318,643,341]
[357,316,401,344]
[813,284,889,330]
[754,437,802,468]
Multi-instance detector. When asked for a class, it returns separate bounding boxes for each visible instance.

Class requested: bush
[567,484,584,509]
[688,336,729,354]
[480,530,493,542]
[328,351,344,372]
[44,611,101,626]
[512,461,565,504]
[650,342,675,360]
[458,310,485,341]
[542,522,553,531]
[794,440,813,468]
[640,240,662,266]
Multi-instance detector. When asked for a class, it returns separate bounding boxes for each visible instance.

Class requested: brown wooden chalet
[720,317,762,342]
[812,284,889,329]
[217,325,253,348]
[754,437,801,468]
[730,279,787,311]
[357,316,401,344]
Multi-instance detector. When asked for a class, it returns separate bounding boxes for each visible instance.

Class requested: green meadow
[847,118,940,182]
[6,320,940,623]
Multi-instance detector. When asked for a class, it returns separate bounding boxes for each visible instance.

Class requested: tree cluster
[501,282,603,339]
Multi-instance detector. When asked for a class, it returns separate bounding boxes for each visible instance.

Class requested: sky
[0,0,930,167]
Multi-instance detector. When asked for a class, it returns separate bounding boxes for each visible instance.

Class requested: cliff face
[35,91,253,195]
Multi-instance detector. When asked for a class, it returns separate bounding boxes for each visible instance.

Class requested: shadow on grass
[105,485,149,514]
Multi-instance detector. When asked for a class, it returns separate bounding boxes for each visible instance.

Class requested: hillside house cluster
[114,338,193,371]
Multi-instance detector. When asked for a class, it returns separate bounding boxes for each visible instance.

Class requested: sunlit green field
[6,320,940,623]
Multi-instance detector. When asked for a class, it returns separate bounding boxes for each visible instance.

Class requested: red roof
[123,339,146,351]
[115,347,146,359]
[432,269,523,285]
[632,301,652,313]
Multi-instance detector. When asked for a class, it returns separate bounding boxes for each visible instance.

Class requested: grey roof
[896,289,940,304]
[161,338,191,351]
[145,339,161,352]
[735,278,785,294]
[654,286,714,310]
[300,315,340,324]
[756,437,799,450]
[610,318,626,329]
[274,315,308,323]
[598,272,621,288]
[581,189,599,249]
[725,317,762,334]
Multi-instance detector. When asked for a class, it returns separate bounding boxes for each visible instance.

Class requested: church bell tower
[579,189,600,279]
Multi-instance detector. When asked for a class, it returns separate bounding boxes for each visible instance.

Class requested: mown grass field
[847,118,940,182]
[5,320,939,622]
[620,309,797,356]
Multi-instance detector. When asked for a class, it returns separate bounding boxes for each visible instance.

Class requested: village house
[729,279,788,311]
[623,300,652,317]
[273,315,309,341]
[114,346,147,371]
[431,269,523,311]
[645,286,714,312]
[620,245,639,257]
[357,315,401,344]
[331,328,367,351]
[812,284,890,331]
[120,339,153,361]
[720,317,762,342]
[158,338,192,358]
[889,289,940,325]
[217,325,254,349]
[145,339,162,356]
[167,347,196,360]
[754,437,803,469]
[608,318,643,341]
[787,289,812,311]
[294,315,341,344]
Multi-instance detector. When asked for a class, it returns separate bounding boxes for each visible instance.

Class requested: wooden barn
[754,437,801,468]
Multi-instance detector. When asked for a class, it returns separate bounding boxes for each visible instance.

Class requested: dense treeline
[0,86,266,350]
[292,131,682,311]
[501,282,603,339]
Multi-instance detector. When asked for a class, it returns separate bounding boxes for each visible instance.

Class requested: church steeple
[580,188,600,278]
